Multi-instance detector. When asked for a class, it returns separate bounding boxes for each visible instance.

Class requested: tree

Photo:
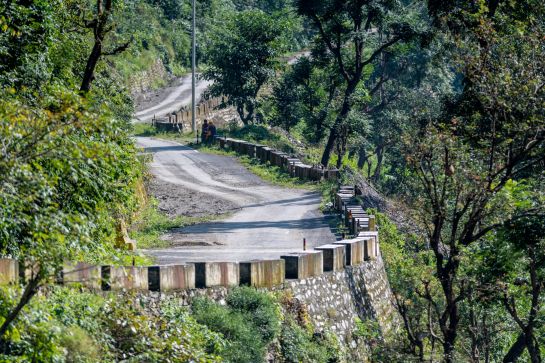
[271,57,340,141]
[296,0,416,166]
[0,90,142,350]
[80,0,131,92]
[203,9,292,125]
[0,0,58,89]
[402,4,545,360]
[472,215,545,363]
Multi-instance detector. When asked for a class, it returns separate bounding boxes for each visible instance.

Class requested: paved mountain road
[134,75,211,122]
[136,137,336,264]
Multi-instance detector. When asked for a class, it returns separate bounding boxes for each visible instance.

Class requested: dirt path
[134,75,211,122]
[136,137,336,264]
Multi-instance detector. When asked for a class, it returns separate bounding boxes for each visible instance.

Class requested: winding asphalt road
[134,74,211,122]
[136,137,336,264]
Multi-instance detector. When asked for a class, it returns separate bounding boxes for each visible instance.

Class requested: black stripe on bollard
[148,266,160,292]
[195,263,206,288]
[101,266,111,291]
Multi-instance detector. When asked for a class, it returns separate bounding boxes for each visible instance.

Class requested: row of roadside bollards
[0,187,379,292]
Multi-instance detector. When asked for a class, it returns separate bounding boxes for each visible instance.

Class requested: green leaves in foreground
[0,89,142,273]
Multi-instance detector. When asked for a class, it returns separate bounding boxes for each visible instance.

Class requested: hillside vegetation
[1,0,544,361]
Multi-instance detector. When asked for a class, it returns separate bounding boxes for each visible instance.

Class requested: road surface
[136,137,336,264]
[134,74,211,122]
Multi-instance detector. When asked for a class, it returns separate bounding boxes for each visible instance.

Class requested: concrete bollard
[195,262,239,288]
[359,231,380,260]
[225,138,234,151]
[354,216,369,234]
[101,266,148,291]
[281,251,323,279]
[280,155,291,169]
[333,238,365,266]
[299,165,312,179]
[148,264,196,291]
[255,145,265,160]
[246,143,256,158]
[270,151,287,167]
[239,259,285,288]
[368,215,376,231]
[0,259,19,285]
[261,147,273,164]
[314,244,346,271]
[294,164,303,178]
[62,262,101,289]
[236,141,248,155]
[335,192,354,211]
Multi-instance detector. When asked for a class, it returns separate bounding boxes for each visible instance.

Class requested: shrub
[226,287,281,343]
[57,326,102,363]
[0,287,226,362]
[192,297,267,363]
[279,318,332,363]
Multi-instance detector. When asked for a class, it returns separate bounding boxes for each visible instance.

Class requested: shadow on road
[172,217,332,234]
[243,193,320,208]
[143,145,192,153]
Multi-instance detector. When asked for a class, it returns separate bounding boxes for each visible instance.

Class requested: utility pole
[191,0,196,133]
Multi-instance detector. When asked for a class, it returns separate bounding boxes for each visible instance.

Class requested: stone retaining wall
[130,256,396,361]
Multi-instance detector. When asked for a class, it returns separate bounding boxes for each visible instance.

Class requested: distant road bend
[134,74,211,122]
[136,137,335,264]
[134,52,309,123]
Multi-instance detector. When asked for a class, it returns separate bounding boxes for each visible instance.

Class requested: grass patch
[129,198,230,249]
[100,253,156,267]
[132,122,157,136]
[239,156,317,189]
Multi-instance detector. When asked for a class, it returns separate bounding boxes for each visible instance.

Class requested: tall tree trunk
[80,40,103,92]
[237,104,249,126]
[525,330,540,363]
[0,273,42,352]
[357,147,367,169]
[320,82,356,166]
[321,127,337,167]
[503,334,526,363]
[371,143,384,183]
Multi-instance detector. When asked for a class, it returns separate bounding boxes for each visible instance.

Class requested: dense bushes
[192,287,281,363]
[279,318,342,363]
[0,287,225,362]
[0,285,348,362]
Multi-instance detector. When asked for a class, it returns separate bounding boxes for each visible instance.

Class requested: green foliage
[0,89,142,272]
[0,287,227,362]
[57,326,102,362]
[279,318,338,363]
[192,296,269,363]
[271,57,339,143]
[226,286,281,343]
[203,9,295,124]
